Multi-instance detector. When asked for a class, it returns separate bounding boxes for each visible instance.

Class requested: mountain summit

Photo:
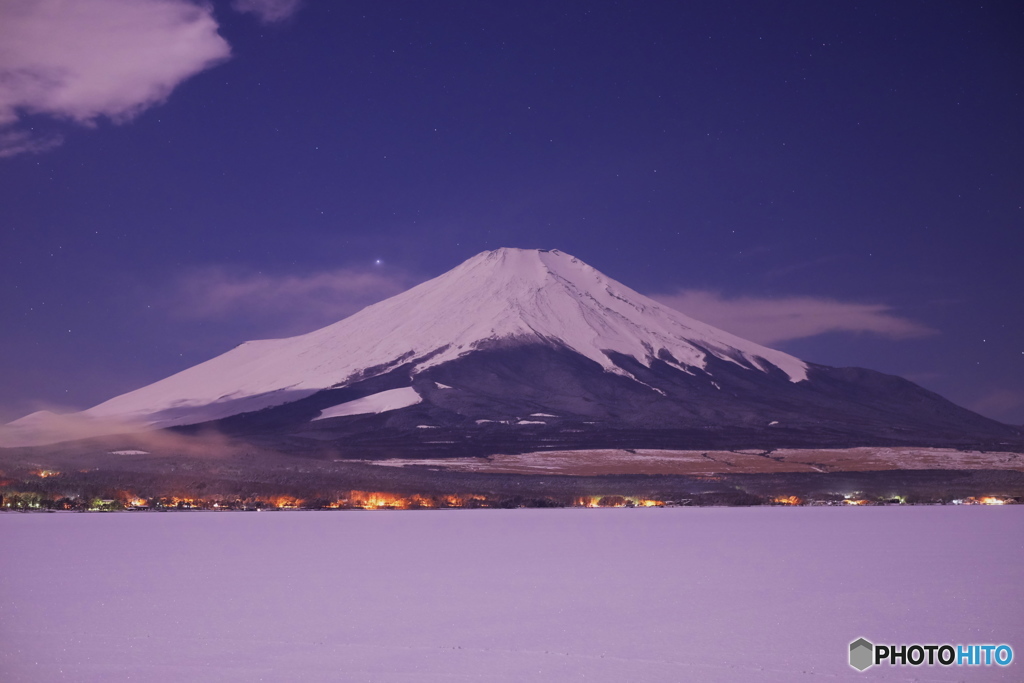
[4,248,1019,451]
[86,247,807,427]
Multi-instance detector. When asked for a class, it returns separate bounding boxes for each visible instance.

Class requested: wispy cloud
[169,265,416,337]
[0,0,230,156]
[650,290,936,344]
[0,128,62,158]
[231,0,302,24]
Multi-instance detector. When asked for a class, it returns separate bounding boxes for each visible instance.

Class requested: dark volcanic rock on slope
[195,344,1022,458]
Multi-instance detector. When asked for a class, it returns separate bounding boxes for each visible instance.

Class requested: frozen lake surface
[1,507,1021,682]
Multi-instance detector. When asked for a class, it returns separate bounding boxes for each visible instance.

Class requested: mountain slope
[3,247,1020,452]
[86,248,807,428]
[199,342,1019,457]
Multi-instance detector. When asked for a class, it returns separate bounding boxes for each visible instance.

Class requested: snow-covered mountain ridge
[75,248,806,428]
[3,248,1020,451]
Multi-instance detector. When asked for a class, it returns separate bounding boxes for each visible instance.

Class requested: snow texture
[313,387,422,420]
[0,507,1020,682]
[346,447,1024,475]
[50,248,806,431]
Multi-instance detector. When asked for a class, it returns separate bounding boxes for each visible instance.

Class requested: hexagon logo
[850,637,874,671]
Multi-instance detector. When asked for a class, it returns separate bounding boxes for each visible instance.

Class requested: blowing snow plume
[0,410,147,448]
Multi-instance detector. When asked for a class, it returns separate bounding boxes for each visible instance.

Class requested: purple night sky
[1,0,1022,425]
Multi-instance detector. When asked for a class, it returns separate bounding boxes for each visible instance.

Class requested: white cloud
[0,0,230,156]
[170,266,415,336]
[231,0,302,24]
[651,290,936,344]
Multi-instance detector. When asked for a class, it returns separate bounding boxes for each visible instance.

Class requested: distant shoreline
[5,442,1024,512]
[3,469,1022,512]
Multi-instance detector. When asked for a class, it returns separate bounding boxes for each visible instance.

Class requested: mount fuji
[4,248,1020,453]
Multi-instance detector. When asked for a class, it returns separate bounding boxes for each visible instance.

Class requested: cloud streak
[231,0,302,24]
[651,290,936,344]
[0,128,62,158]
[0,0,230,156]
[169,265,416,337]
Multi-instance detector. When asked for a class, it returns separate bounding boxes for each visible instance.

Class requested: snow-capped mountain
[37,248,808,428]
[3,248,1020,451]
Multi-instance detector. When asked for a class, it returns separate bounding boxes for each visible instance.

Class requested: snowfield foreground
[1,508,1021,682]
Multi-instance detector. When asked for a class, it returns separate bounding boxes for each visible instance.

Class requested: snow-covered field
[351,447,1024,475]
[1,507,1020,682]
